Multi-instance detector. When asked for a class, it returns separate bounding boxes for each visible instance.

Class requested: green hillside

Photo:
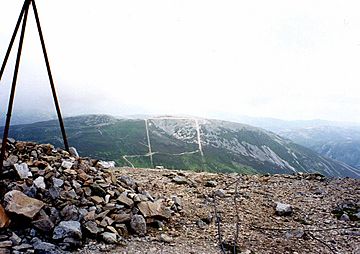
[3,114,360,178]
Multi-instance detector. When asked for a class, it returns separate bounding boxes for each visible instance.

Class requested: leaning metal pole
[31,0,70,152]
[0,1,27,82]
[0,0,31,169]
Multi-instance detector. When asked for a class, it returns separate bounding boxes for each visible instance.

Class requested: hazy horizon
[1,0,360,123]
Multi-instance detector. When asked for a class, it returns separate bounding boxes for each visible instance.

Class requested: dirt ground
[79,167,360,254]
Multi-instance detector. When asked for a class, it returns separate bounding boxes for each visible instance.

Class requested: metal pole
[0,0,31,170]
[31,0,70,152]
[0,1,27,82]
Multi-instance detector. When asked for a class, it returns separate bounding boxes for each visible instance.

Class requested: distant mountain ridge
[2,114,359,178]
[210,114,360,170]
[279,126,360,169]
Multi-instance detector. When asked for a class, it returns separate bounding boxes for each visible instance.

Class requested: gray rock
[159,233,173,243]
[97,161,116,169]
[63,237,82,248]
[60,205,79,221]
[14,163,32,179]
[119,176,137,189]
[65,189,78,199]
[12,243,32,251]
[105,194,111,203]
[84,221,102,235]
[101,232,118,244]
[196,219,207,229]
[31,150,38,158]
[172,176,188,184]
[340,213,350,221]
[214,189,226,198]
[285,229,305,239]
[130,215,146,235]
[343,230,360,236]
[52,178,64,188]
[53,221,82,240]
[6,155,18,166]
[275,202,293,216]
[32,239,57,253]
[49,187,60,200]
[313,188,326,195]
[61,161,73,169]
[143,191,154,202]
[49,207,61,224]
[78,208,88,221]
[9,232,21,246]
[72,180,81,189]
[0,240,12,248]
[7,138,15,144]
[32,212,54,232]
[172,196,182,207]
[205,180,217,187]
[22,184,37,198]
[69,147,79,157]
[34,176,46,190]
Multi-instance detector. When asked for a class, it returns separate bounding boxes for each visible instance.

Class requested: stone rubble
[0,140,181,253]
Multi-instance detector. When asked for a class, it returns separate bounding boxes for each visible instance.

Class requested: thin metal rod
[31,0,69,152]
[0,1,27,82]
[0,0,31,169]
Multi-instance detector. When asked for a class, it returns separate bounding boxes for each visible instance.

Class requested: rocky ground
[0,140,359,254]
[78,168,359,254]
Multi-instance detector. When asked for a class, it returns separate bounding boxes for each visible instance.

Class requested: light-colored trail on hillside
[194,119,204,158]
[122,117,205,168]
[161,150,200,156]
[122,155,135,168]
[145,119,154,167]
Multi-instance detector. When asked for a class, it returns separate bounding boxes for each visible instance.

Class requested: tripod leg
[0,0,31,170]
[31,0,70,152]
[0,0,28,82]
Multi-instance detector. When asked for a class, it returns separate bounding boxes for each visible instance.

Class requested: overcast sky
[0,0,360,122]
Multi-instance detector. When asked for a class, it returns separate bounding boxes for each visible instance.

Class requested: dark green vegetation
[3,114,360,178]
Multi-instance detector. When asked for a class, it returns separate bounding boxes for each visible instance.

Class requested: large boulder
[4,190,44,219]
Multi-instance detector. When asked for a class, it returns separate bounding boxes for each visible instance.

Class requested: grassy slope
[4,115,358,177]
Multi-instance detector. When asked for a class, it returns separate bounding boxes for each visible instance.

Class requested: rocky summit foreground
[0,140,358,254]
[0,140,180,254]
